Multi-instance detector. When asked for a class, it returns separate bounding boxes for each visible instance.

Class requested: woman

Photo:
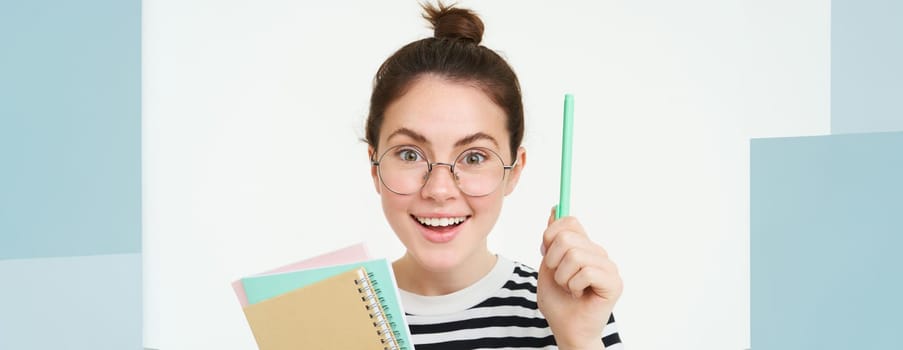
[365,3,624,349]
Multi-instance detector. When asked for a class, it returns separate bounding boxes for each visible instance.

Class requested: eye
[461,151,487,165]
[396,148,423,162]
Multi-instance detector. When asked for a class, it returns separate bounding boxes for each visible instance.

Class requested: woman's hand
[537,206,623,350]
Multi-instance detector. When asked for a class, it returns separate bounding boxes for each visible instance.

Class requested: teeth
[416,216,467,227]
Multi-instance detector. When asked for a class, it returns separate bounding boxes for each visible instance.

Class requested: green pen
[557,94,574,219]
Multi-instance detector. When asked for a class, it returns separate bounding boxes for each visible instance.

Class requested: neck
[393,248,497,296]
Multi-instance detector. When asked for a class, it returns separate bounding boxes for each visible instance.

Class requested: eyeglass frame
[370,144,519,197]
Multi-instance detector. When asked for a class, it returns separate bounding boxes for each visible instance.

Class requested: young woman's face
[370,75,525,272]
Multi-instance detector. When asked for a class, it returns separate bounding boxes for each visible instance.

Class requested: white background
[143,0,830,349]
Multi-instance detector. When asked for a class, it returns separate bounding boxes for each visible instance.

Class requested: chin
[407,241,469,272]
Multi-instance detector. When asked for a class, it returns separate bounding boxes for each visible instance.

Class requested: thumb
[541,205,557,256]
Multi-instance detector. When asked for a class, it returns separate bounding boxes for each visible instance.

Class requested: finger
[544,229,609,270]
[541,216,587,256]
[600,259,620,276]
[541,205,558,256]
[543,230,588,270]
[589,242,609,261]
[553,247,587,289]
[567,265,623,301]
[547,205,557,226]
[553,247,612,294]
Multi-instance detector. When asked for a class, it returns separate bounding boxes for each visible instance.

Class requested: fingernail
[540,244,546,256]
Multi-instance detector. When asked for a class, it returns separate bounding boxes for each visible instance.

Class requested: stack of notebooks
[232,243,414,350]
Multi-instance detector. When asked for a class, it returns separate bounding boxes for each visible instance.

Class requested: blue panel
[0,0,141,259]
[0,254,142,349]
[832,0,903,133]
[751,132,903,349]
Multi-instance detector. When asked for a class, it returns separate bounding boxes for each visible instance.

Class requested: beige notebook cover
[243,268,393,350]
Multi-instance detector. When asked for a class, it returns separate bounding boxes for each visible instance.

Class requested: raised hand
[537,207,623,350]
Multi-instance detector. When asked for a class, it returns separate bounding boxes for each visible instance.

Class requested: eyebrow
[385,128,500,149]
[454,132,499,148]
[386,128,429,145]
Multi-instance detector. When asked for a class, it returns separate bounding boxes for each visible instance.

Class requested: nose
[421,163,459,201]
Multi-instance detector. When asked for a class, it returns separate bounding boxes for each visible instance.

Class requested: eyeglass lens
[377,146,507,196]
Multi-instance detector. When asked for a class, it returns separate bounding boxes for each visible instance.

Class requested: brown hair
[365,2,524,160]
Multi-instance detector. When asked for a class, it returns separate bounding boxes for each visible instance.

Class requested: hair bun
[422,2,484,44]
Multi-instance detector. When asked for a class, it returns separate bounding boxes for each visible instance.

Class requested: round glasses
[371,145,517,197]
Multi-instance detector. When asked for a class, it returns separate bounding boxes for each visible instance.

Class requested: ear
[368,146,382,194]
[503,146,526,196]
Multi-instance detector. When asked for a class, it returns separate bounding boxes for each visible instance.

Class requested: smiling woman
[363,3,624,349]
[372,75,516,275]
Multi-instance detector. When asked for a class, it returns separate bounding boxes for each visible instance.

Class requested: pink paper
[231,242,371,307]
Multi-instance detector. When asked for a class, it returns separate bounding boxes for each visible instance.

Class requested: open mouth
[411,215,470,232]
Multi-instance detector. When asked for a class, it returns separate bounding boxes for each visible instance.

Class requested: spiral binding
[355,269,400,350]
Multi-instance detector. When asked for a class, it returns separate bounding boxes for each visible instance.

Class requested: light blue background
[0,0,141,260]
[0,254,142,349]
[751,0,902,348]
[0,0,142,349]
[751,132,903,349]
[832,0,903,133]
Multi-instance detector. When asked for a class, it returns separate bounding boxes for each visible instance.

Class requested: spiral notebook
[231,243,370,307]
[241,258,413,350]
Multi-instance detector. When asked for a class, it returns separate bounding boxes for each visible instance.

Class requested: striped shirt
[400,256,624,349]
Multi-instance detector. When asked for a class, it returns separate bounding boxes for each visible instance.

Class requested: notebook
[243,268,394,349]
[231,243,370,307]
[241,258,414,350]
